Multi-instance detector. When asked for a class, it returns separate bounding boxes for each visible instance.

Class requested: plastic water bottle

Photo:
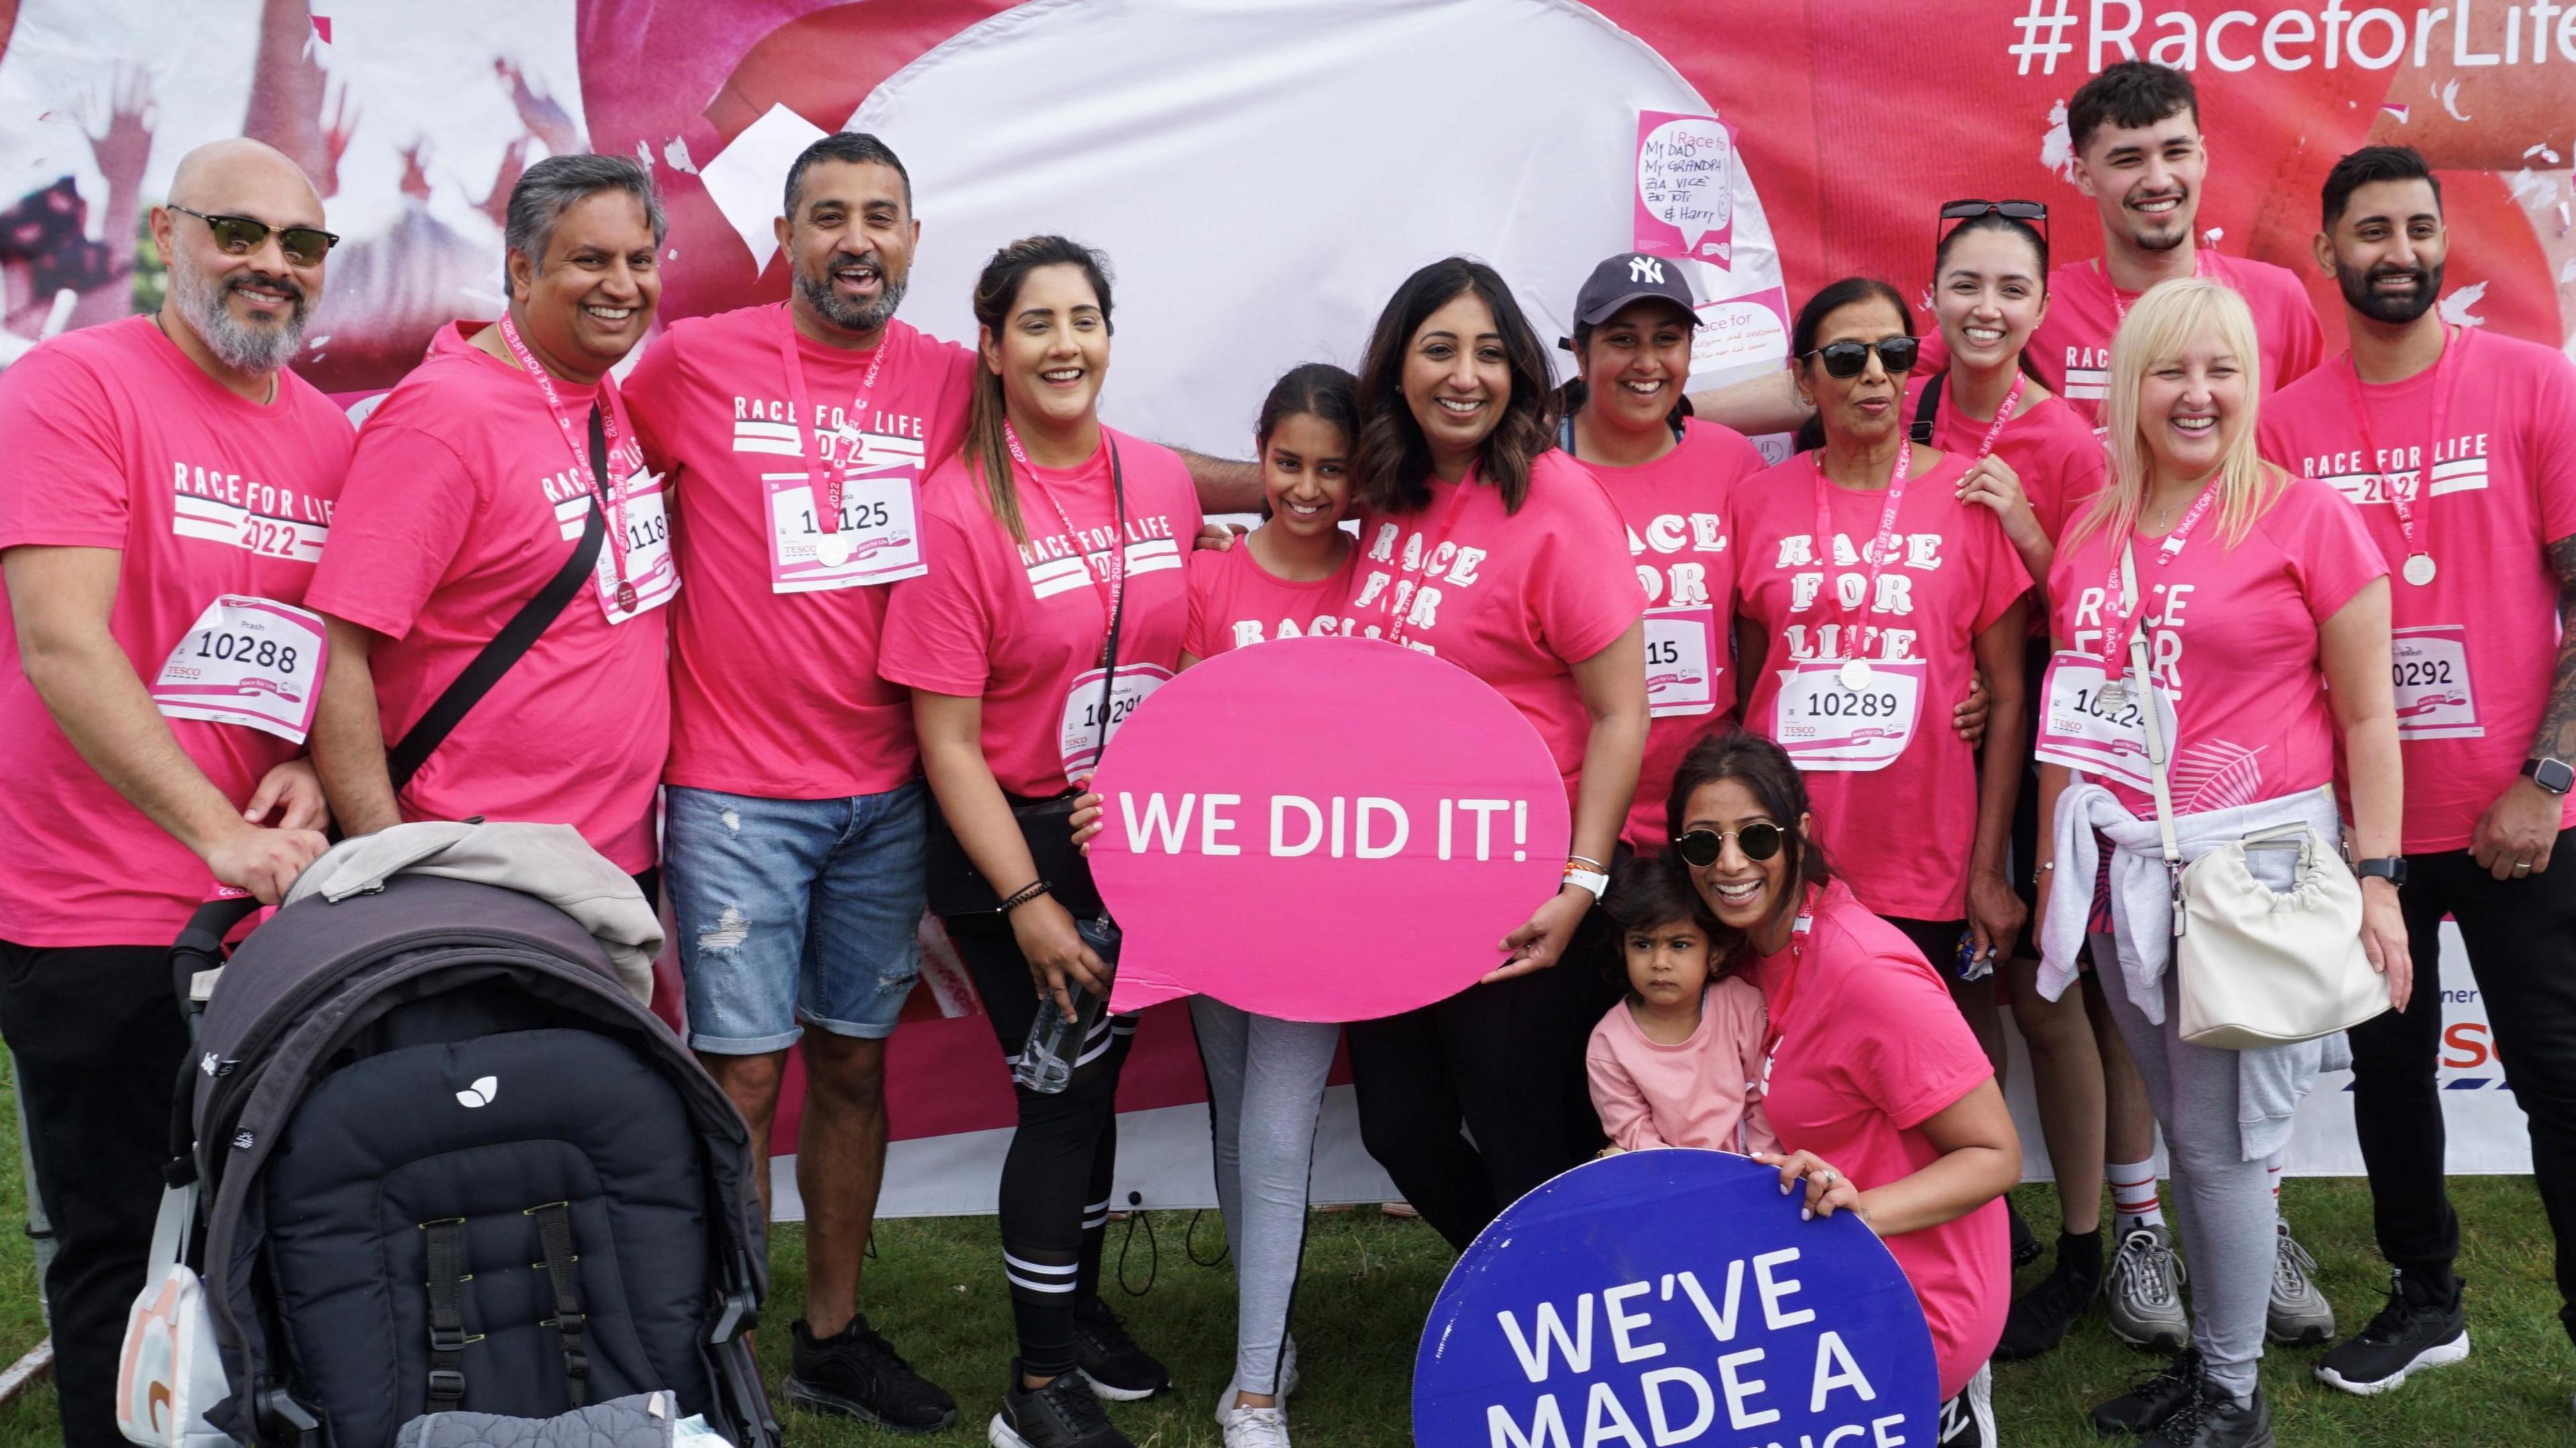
[1013,917,1121,1094]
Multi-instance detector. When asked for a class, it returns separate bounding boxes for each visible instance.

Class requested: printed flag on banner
[1633,109,1735,264]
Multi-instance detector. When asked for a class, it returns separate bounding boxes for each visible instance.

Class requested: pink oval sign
[1091,635,1570,1021]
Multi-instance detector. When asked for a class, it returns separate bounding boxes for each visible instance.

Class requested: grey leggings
[1192,996,1340,1396]
[2090,933,2278,1402]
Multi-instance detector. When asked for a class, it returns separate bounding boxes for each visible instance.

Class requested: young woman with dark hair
[1664,730,2019,1447]
[878,235,1197,1448]
[1340,256,1649,1250]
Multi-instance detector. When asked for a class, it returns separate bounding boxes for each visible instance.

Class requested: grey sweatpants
[2090,932,2279,1402]
[1191,996,1340,1396]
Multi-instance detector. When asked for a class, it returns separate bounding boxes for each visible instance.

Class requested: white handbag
[114,1182,233,1448]
[2121,544,2392,1050]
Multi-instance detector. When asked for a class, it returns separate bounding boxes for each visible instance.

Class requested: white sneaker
[1220,1404,1292,1447]
[1213,1336,1300,1423]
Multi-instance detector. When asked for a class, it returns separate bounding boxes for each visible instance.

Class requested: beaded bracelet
[998,879,1053,913]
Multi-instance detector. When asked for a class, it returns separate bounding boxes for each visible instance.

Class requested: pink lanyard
[1960,372,2025,461]
[1758,891,1817,1069]
[2106,249,2210,328]
[2098,477,2220,682]
[1383,471,1482,648]
[775,307,889,539]
[497,312,632,609]
[1008,423,1126,665]
[1809,441,1913,659]
[2341,325,2465,587]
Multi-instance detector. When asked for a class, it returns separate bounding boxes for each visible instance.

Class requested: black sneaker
[2008,1196,2043,1270]
[2314,1269,2469,1396]
[1072,1296,1172,1401]
[782,1315,959,1433]
[2141,1382,2273,1448]
[991,1361,1133,1448]
[2092,1348,2202,1437]
[1995,1239,2104,1360]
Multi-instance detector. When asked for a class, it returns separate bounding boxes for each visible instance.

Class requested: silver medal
[2096,679,2128,712]
[816,531,853,567]
[2402,553,2436,586]
[1838,658,1873,690]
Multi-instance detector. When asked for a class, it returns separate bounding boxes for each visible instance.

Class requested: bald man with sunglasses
[0,138,350,1447]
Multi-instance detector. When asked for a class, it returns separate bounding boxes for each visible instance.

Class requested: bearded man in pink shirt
[0,138,350,1447]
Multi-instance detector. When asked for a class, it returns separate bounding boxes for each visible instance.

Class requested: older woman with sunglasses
[1665,731,2019,1446]
[1727,279,2032,1059]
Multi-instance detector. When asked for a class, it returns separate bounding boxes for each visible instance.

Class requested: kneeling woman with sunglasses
[880,237,1197,1448]
[1729,278,2032,1046]
[1669,731,2019,1445]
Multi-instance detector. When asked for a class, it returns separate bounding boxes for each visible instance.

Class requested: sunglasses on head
[1939,198,2050,249]
[1673,822,1787,868]
[167,205,339,268]
[1801,336,1919,380]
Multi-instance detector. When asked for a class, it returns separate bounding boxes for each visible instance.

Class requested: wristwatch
[2523,755,2575,796]
[2353,857,2407,888]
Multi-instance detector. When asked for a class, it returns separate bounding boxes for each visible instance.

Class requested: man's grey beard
[172,253,311,374]
[798,256,906,335]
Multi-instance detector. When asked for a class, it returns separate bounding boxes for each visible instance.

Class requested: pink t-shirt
[2046,476,2385,818]
[1586,978,1777,1154]
[1916,251,2324,425]
[878,431,1201,799]
[307,323,668,871]
[1902,376,2107,546]
[1750,878,2006,1402]
[1182,539,1360,658]
[1348,451,1642,796]
[623,307,977,799]
[0,316,352,946]
[1579,420,1767,851]
[1731,449,2030,920]
[2261,331,2576,853]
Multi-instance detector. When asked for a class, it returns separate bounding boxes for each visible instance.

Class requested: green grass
[0,1080,2560,1448]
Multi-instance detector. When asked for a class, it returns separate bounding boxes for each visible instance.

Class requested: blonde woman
[2032,279,2407,1448]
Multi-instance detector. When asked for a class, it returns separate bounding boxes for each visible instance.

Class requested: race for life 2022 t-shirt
[2261,329,2576,853]
[2044,475,2385,819]
[307,322,671,871]
[1348,449,1642,799]
[1183,537,1360,659]
[878,431,1201,799]
[623,306,977,799]
[1578,419,1767,852]
[1750,878,2006,1402]
[0,315,352,946]
[1915,249,2324,426]
[1731,447,2029,920]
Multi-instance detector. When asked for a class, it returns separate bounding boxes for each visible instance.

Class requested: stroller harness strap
[423,1218,473,1410]
[529,1202,591,1408]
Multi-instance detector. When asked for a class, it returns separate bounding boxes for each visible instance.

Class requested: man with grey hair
[309,154,676,895]
[0,137,348,1447]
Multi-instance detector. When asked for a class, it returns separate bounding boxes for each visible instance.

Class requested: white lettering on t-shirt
[167,459,333,559]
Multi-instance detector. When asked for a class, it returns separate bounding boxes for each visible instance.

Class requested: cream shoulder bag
[2122,543,2391,1050]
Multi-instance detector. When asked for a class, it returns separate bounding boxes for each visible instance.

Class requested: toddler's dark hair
[1599,856,1721,988]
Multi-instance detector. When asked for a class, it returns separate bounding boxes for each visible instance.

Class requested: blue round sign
[1415,1150,1939,1447]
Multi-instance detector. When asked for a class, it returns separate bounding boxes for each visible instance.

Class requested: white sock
[2109,1159,2164,1233]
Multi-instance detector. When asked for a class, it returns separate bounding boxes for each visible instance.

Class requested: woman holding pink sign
[879,235,1199,1448]
[1340,257,1648,1252]
[1727,278,2032,1066]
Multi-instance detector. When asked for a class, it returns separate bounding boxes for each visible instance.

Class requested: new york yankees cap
[1570,252,1701,329]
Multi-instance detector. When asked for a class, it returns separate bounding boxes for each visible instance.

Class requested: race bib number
[2392,625,2479,740]
[1061,663,1173,777]
[150,596,328,744]
[767,429,929,593]
[1770,659,1923,773]
[2032,651,2176,794]
[1644,606,1719,719]
[596,473,678,624]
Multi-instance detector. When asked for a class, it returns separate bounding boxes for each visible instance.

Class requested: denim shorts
[665,780,928,1053]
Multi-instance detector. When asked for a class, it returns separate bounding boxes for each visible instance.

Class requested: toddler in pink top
[1587,860,1776,1155]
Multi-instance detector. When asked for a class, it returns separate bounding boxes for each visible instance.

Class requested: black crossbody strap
[1085,439,1130,759]
[1910,371,1944,447]
[386,404,610,793]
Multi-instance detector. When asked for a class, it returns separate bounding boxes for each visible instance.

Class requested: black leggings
[949,922,1134,1375]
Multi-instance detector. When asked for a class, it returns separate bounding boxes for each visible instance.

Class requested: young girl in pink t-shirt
[1587,858,1776,1156]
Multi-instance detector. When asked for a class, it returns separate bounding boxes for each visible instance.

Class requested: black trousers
[0,939,191,1448]
[2347,830,2576,1345]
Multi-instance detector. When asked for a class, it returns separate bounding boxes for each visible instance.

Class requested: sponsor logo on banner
[1089,636,1568,1022]
[1415,1150,1941,1448]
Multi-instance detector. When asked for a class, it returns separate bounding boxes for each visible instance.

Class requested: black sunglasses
[1800,336,1919,380]
[1673,822,1788,868]
[166,205,339,268]
[1940,198,2049,225]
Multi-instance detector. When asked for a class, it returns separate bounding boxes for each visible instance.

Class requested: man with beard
[308,156,674,891]
[0,137,346,1447]
[2261,144,2576,1400]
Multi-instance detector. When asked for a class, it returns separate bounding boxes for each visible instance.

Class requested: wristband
[998,880,1053,913]
[1562,867,1610,902]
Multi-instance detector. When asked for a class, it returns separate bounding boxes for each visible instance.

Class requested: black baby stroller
[137,871,778,1447]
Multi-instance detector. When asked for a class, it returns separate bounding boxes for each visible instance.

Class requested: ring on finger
[2516,860,2532,875]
